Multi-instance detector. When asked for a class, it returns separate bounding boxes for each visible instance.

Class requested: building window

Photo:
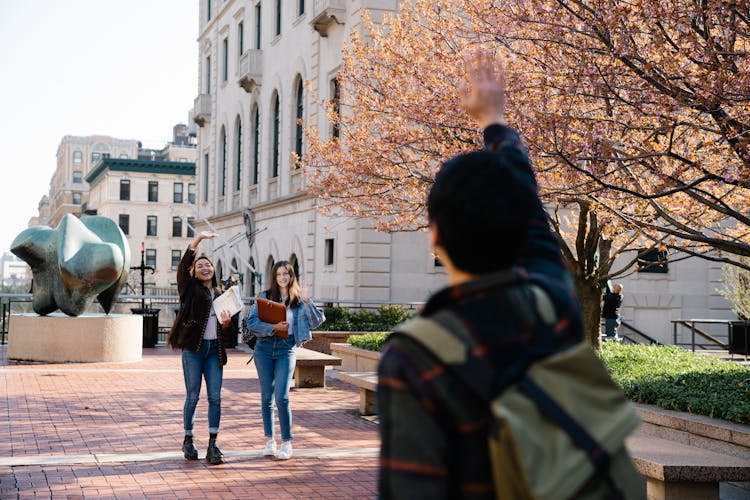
[272,94,280,177]
[331,77,340,139]
[324,239,334,266]
[220,127,227,196]
[206,56,211,94]
[148,181,159,202]
[252,106,259,184]
[255,3,261,49]
[275,0,281,36]
[637,248,669,273]
[187,217,195,238]
[173,182,184,203]
[73,171,82,183]
[172,216,182,237]
[295,78,304,164]
[145,249,156,268]
[119,153,129,159]
[238,21,244,57]
[147,216,158,236]
[206,0,212,22]
[120,179,130,201]
[222,37,228,82]
[73,150,82,164]
[72,192,81,205]
[235,117,242,191]
[298,0,305,16]
[91,152,101,164]
[188,183,196,204]
[172,250,182,268]
[203,153,209,202]
[118,214,129,235]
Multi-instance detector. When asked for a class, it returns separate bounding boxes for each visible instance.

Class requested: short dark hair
[427,150,537,274]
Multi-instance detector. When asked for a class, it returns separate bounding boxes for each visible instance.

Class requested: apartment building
[31,127,197,291]
[191,0,446,303]
[84,151,197,291]
[46,135,141,228]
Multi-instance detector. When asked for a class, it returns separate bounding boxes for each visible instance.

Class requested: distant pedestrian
[244,261,325,460]
[602,283,624,340]
[167,231,237,465]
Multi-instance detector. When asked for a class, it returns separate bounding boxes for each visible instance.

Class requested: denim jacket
[244,291,326,347]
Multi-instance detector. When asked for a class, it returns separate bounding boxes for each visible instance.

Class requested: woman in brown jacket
[167,231,236,465]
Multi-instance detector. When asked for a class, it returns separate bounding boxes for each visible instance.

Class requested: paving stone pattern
[0,346,379,499]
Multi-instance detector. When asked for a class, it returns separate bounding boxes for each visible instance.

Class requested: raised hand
[463,47,507,129]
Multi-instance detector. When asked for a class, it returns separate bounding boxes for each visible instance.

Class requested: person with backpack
[377,49,643,499]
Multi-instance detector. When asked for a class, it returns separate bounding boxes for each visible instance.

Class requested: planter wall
[330,343,382,372]
[305,331,367,354]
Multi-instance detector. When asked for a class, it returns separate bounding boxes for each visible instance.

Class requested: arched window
[330,77,340,139]
[265,255,276,288]
[234,116,242,191]
[220,127,227,196]
[251,105,259,185]
[272,93,280,178]
[294,77,304,165]
[289,253,300,281]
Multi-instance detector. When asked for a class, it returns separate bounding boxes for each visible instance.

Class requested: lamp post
[129,242,155,309]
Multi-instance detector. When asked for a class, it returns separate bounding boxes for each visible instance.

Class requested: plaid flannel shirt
[377,125,584,499]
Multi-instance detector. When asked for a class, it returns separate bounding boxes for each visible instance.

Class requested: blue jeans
[604,318,620,338]
[182,339,223,435]
[253,336,296,441]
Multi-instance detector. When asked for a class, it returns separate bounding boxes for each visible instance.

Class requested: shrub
[348,332,390,351]
[599,343,750,424]
[317,305,413,332]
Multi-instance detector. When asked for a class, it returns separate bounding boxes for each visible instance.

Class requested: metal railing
[0,293,424,346]
[619,320,661,345]
[670,319,731,352]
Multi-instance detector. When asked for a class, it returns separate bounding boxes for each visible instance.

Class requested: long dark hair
[266,260,300,307]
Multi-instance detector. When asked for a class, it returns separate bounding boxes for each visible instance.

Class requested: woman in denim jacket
[244,260,325,460]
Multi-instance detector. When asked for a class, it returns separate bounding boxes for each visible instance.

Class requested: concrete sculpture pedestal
[8,313,142,363]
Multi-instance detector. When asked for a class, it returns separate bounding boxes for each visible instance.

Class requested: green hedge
[600,343,750,424]
[347,332,391,351]
[317,305,412,332]
[345,337,750,424]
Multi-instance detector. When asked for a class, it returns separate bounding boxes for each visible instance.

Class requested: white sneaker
[263,439,277,457]
[277,441,293,460]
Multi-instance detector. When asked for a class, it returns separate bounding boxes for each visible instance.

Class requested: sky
[0,0,199,256]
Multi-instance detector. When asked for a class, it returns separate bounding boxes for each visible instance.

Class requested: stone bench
[338,371,378,415]
[293,347,342,388]
[626,434,750,500]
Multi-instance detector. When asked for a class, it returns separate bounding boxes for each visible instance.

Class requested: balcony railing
[311,0,346,37]
[238,50,263,93]
[193,94,211,127]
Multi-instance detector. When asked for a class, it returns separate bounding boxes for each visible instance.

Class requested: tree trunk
[574,277,604,349]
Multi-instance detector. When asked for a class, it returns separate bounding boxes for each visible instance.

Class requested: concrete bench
[338,371,378,415]
[293,347,342,388]
[627,434,750,500]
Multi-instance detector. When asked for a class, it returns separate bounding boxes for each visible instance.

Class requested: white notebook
[212,285,243,317]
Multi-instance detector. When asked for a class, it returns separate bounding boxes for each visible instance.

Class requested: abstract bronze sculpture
[11,214,130,316]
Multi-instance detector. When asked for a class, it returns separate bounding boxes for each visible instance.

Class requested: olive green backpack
[394,288,644,500]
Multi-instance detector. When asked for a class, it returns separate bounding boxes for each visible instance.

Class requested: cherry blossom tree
[303,0,750,344]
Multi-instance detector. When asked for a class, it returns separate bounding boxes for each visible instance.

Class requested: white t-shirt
[203,290,218,340]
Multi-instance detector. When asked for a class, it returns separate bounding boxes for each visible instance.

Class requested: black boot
[206,435,223,465]
[182,435,198,460]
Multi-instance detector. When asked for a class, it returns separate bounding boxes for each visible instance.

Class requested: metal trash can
[730,321,750,356]
[131,308,161,348]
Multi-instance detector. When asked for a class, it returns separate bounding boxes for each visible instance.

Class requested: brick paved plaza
[0,346,379,499]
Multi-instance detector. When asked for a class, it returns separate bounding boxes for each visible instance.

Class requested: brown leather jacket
[166,247,235,365]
